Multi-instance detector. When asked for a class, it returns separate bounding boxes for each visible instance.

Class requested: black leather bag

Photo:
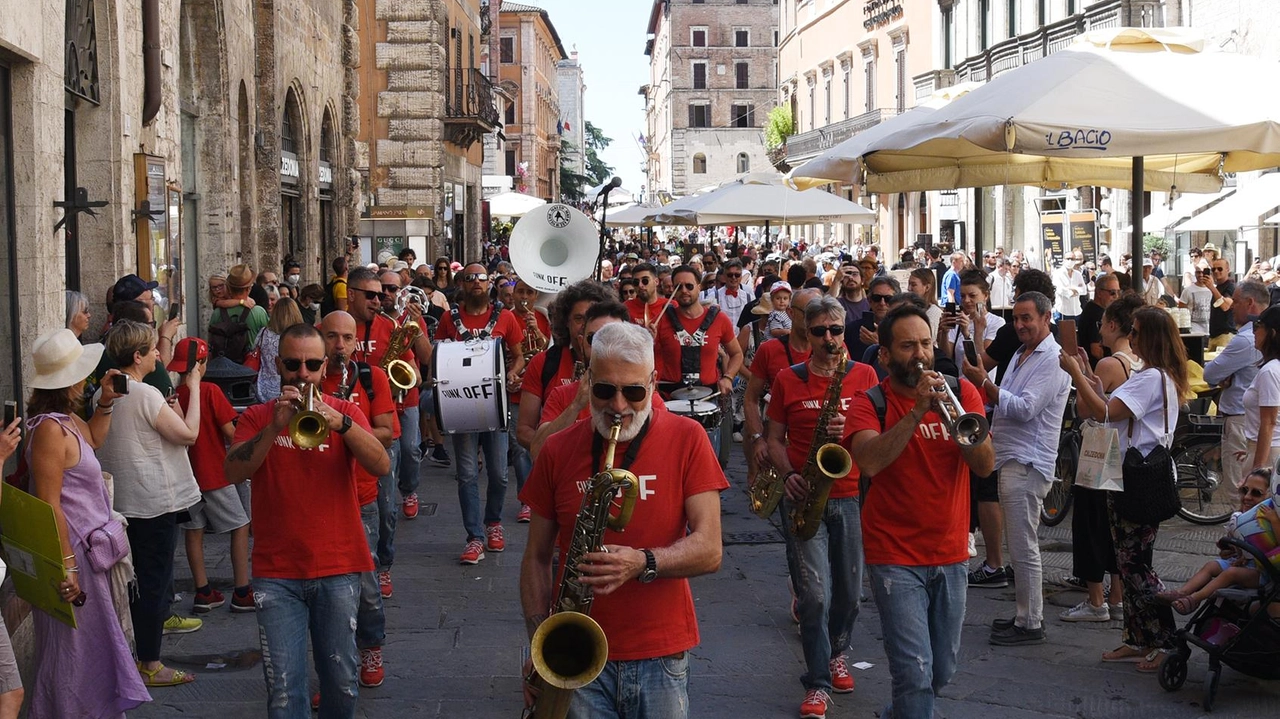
[1112,371,1181,525]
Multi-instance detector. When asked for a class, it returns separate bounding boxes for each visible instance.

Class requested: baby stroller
[1158,537,1280,711]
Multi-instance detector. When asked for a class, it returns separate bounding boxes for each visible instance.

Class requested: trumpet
[914,362,989,446]
[289,383,329,448]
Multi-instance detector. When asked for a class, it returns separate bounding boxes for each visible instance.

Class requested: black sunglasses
[281,358,325,372]
[808,325,845,337]
[382,284,400,294]
[356,289,382,301]
[869,294,894,303]
[592,382,649,402]
[727,273,742,279]
[675,282,696,291]
[461,272,489,283]
[637,277,653,285]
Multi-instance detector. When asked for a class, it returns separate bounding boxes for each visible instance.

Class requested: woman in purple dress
[24,329,152,718]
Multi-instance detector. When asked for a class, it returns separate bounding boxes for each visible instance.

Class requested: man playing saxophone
[847,304,994,719]
[519,321,727,719]
[763,296,878,719]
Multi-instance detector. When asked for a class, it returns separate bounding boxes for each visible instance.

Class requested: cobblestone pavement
[133,442,1280,718]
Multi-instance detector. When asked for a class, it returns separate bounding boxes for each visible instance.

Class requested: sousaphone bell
[508,203,601,295]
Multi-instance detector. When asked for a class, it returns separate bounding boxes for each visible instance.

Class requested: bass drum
[432,338,509,434]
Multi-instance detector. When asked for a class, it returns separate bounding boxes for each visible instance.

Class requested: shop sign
[280,151,300,185]
[319,160,333,190]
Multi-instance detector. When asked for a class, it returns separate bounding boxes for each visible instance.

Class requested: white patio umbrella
[650,173,875,226]
[487,191,546,218]
[603,203,660,227]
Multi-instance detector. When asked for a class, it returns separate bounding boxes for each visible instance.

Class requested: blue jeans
[783,495,864,691]
[509,405,532,494]
[568,653,690,719]
[376,441,402,568]
[397,405,421,497]
[356,501,385,650]
[254,574,361,719]
[452,429,509,540]
[867,563,967,719]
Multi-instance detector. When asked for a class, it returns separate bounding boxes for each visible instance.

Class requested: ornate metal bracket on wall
[53,187,107,233]
[65,0,101,104]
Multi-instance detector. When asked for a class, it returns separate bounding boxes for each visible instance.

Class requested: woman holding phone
[93,320,205,687]
[907,268,943,345]
[24,328,151,716]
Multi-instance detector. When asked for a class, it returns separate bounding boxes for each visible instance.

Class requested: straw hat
[751,292,775,316]
[31,329,104,390]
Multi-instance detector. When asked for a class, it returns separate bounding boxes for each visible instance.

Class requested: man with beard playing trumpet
[518,321,727,718]
[764,295,879,719]
[847,305,994,719]
[224,323,391,718]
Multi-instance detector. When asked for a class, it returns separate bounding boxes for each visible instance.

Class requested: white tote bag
[1075,419,1124,492]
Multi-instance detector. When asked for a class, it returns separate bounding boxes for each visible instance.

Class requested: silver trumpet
[914,362,989,446]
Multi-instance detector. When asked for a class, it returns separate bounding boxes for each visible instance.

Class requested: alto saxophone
[525,414,640,719]
[383,289,423,402]
[787,346,854,541]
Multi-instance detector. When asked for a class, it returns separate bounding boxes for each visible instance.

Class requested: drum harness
[664,304,720,386]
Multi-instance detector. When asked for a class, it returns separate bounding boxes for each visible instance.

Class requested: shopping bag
[1075,420,1124,492]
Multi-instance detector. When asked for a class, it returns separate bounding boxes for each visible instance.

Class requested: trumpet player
[508,277,550,521]
[960,292,1071,646]
[434,263,526,564]
[764,296,878,719]
[223,323,391,719]
[848,305,993,719]
[320,312,398,688]
[519,321,727,719]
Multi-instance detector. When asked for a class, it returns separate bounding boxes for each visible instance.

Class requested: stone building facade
[642,0,778,199]
[0,0,356,406]
[497,2,567,201]
[356,0,498,265]
[557,51,586,183]
[778,0,934,252]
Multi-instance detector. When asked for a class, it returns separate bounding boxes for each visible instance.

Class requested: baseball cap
[167,337,210,373]
[1142,258,1154,267]
[112,274,159,302]
[770,280,793,295]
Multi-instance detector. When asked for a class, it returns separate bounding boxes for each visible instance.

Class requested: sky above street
[528,0,652,196]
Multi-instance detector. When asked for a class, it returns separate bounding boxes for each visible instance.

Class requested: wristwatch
[336,414,353,435]
[748,432,763,442]
[638,549,658,584]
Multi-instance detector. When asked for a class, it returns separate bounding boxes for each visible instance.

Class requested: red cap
[167,337,210,373]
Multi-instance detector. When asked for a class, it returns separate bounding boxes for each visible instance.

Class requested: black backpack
[209,307,251,364]
[861,374,962,503]
[321,277,346,318]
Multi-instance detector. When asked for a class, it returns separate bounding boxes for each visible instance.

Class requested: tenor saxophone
[524,414,639,719]
[787,347,854,541]
[382,290,423,402]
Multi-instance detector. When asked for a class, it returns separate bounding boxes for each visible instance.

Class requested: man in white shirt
[989,259,1016,309]
[1140,258,1168,306]
[1178,267,1214,335]
[1052,259,1088,321]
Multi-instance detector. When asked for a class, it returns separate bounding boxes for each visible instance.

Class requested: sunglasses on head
[281,358,325,372]
[808,325,845,337]
[869,294,893,303]
[1239,486,1267,499]
[592,382,649,402]
[461,272,489,283]
[357,289,382,301]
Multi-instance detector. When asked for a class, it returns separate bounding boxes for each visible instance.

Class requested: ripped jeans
[254,574,361,719]
[866,563,967,719]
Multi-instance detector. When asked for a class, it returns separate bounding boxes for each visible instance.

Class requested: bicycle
[1170,399,1234,525]
[1041,393,1079,527]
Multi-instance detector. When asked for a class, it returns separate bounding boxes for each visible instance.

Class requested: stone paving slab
[131,444,1280,719]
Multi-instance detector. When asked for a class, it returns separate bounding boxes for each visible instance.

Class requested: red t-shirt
[766,361,879,498]
[624,297,667,326]
[515,308,551,343]
[848,377,985,566]
[540,381,666,426]
[177,382,239,492]
[434,304,525,353]
[353,313,420,409]
[321,365,395,506]
[749,338,812,390]
[234,396,376,579]
[519,406,728,661]
[654,307,736,385]
[522,347,578,403]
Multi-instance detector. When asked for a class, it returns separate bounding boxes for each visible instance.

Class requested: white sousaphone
[508,203,600,295]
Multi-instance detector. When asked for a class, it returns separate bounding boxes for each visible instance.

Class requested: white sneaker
[967,532,978,558]
[1060,600,1110,622]
[732,431,744,443]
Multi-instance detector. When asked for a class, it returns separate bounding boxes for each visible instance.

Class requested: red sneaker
[517,504,532,523]
[359,647,384,688]
[485,523,506,552]
[311,691,319,711]
[230,587,256,613]
[800,688,830,718]
[378,569,393,599]
[192,587,225,614]
[829,655,854,694]
[402,493,419,520]
[460,539,485,565]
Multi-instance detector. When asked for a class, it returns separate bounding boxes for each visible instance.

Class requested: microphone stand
[595,176,622,281]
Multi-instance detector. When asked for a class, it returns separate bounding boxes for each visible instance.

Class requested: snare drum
[669,399,721,430]
[432,338,509,433]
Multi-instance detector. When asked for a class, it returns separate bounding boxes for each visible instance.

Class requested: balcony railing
[941,0,1163,87]
[445,68,500,148]
[784,108,897,164]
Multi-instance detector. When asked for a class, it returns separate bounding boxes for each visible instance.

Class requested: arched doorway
[280,88,307,267]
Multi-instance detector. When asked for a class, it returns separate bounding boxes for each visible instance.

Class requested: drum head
[671,400,718,415]
[432,338,509,434]
[670,385,714,401]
